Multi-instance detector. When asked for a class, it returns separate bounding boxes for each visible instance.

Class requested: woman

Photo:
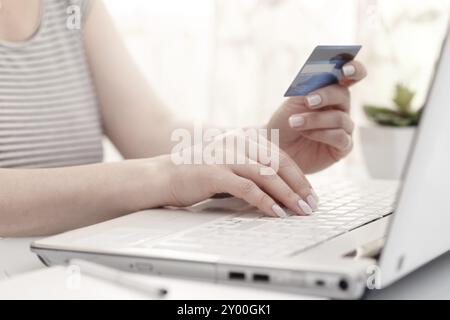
[0,0,366,236]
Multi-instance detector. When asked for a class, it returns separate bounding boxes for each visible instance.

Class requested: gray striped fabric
[0,0,103,168]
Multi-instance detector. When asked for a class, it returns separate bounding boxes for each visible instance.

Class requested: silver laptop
[32,29,450,299]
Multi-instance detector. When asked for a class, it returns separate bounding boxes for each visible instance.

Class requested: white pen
[70,259,168,298]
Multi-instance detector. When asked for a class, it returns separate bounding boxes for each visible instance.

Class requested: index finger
[340,60,367,86]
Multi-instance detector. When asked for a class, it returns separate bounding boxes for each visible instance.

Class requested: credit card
[284,45,361,97]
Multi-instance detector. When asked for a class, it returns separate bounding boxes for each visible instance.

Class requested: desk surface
[0,238,42,279]
[2,237,450,299]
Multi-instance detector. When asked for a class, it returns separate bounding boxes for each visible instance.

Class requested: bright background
[103,0,449,175]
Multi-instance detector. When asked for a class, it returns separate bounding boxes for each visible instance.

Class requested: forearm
[102,96,194,159]
[125,119,195,159]
[0,159,169,237]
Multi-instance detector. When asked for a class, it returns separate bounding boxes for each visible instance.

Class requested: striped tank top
[0,0,103,168]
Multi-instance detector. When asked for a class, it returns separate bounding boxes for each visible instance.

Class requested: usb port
[315,279,325,287]
[253,274,270,282]
[229,272,246,280]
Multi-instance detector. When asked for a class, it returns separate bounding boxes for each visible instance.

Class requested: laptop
[31,29,450,299]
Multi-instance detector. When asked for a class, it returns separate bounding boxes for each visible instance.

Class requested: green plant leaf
[393,84,416,114]
[364,105,419,127]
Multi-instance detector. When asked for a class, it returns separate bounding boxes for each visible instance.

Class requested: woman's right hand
[148,131,319,218]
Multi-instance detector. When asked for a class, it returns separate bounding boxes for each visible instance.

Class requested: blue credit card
[284,45,361,97]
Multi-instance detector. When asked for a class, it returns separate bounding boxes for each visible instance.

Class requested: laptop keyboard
[148,180,398,259]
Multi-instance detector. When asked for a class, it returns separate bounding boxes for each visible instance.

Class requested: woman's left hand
[266,61,367,174]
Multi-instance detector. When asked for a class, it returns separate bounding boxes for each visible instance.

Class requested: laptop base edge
[31,245,368,300]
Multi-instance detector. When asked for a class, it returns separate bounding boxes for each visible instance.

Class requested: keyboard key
[148,180,399,258]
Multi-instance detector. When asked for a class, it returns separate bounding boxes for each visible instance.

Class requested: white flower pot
[359,126,416,180]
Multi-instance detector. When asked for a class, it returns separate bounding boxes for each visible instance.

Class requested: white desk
[2,237,450,299]
[365,251,450,300]
[0,238,43,280]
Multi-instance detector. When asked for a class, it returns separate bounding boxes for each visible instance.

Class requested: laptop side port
[228,271,246,280]
[253,273,270,282]
[338,278,349,291]
[315,279,326,287]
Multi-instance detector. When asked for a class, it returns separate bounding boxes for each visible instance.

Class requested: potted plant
[360,84,423,180]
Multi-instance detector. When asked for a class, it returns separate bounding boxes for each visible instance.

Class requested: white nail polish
[306,94,322,107]
[307,195,318,211]
[298,200,313,215]
[343,64,356,77]
[272,204,287,218]
[289,115,305,128]
[310,188,320,203]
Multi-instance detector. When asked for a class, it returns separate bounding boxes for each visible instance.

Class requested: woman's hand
[149,131,319,218]
[267,61,367,174]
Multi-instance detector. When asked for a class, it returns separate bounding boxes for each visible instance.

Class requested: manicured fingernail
[298,200,313,215]
[289,115,305,128]
[343,64,356,77]
[307,195,318,211]
[310,188,319,203]
[272,204,287,218]
[306,94,322,107]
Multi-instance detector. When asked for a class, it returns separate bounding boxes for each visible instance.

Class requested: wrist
[125,156,173,211]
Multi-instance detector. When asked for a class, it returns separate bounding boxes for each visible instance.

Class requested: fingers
[289,110,354,134]
[283,61,365,113]
[283,96,308,114]
[304,85,350,111]
[230,162,313,215]
[301,129,353,152]
[276,152,318,211]
[214,170,283,218]
[204,131,320,218]
[245,135,318,212]
[341,60,367,85]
